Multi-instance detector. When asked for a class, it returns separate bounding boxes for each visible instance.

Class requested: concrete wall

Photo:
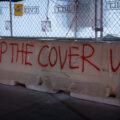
[0,39,120,106]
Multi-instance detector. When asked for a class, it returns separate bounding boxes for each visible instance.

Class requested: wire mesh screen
[0,0,120,40]
[0,0,11,36]
[0,0,96,39]
[103,0,120,39]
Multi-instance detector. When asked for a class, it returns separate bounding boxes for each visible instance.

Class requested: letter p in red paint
[0,41,8,63]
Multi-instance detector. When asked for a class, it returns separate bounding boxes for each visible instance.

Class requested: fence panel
[0,0,97,39]
[103,0,120,39]
[0,0,11,37]
[1,0,120,41]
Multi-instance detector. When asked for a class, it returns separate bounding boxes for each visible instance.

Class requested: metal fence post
[100,0,103,41]
[9,0,13,37]
[95,0,98,40]
[74,0,78,39]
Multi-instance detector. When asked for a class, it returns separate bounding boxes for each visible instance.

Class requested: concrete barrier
[0,38,120,106]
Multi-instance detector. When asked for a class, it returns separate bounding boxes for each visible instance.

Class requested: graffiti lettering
[0,41,8,63]
[10,42,34,65]
[69,46,79,70]
[0,41,119,73]
[110,49,120,72]
[81,44,101,72]
[58,46,68,70]
[38,45,49,67]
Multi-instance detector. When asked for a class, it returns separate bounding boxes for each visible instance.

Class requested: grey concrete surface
[0,84,120,120]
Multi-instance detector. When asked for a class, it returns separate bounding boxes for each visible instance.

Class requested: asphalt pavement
[0,84,120,120]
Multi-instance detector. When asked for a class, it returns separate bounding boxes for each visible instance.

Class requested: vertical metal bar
[75,12,77,39]
[100,0,103,40]
[9,0,13,37]
[75,0,78,39]
[95,0,97,40]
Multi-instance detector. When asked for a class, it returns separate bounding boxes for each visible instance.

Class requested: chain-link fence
[103,0,120,40]
[0,0,120,41]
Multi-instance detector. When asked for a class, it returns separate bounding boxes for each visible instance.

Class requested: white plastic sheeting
[0,0,119,38]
